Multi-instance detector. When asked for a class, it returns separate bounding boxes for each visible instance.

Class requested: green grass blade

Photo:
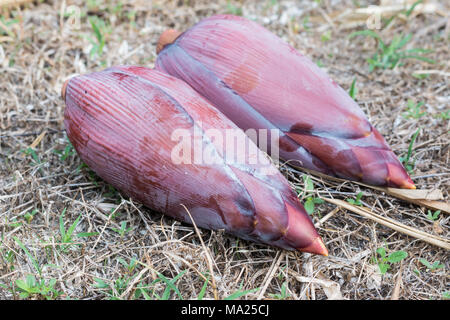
[224,287,260,300]
[197,275,210,300]
[405,0,423,17]
[348,30,382,41]
[76,232,99,238]
[349,78,357,99]
[141,288,152,300]
[66,215,82,240]
[406,128,420,163]
[90,18,103,43]
[402,55,435,64]
[59,208,67,239]
[14,237,41,276]
[397,34,412,49]
[157,270,186,300]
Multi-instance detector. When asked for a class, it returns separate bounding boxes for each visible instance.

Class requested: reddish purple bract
[156,14,415,189]
[62,66,328,255]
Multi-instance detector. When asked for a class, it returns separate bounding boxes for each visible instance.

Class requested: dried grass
[0,0,448,300]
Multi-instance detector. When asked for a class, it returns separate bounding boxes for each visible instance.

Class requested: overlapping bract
[62,66,328,255]
[155,14,415,189]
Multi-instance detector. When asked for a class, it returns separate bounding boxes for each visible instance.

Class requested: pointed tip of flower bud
[400,178,416,189]
[301,237,329,256]
[157,29,181,54]
[386,163,416,189]
[61,79,69,101]
[282,200,328,256]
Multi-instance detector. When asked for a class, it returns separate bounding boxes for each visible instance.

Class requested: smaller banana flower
[156,14,415,189]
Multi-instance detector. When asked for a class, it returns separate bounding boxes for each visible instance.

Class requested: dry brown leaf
[381,188,443,201]
[288,270,344,300]
[317,274,344,300]
[295,167,450,214]
[366,264,382,290]
[96,202,118,214]
[370,187,449,214]
[413,200,450,214]
[433,220,444,234]
[390,265,403,300]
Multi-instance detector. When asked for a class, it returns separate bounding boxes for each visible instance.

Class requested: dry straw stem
[28,130,46,149]
[181,204,219,300]
[390,264,404,300]
[0,0,32,7]
[364,185,450,214]
[413,69,450,77]
[308,0,447,31]
[256,251,285,299]
[315,0,448,24]
[344,2,446,17]
[322,198,450,250]
[298,166,449,214]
